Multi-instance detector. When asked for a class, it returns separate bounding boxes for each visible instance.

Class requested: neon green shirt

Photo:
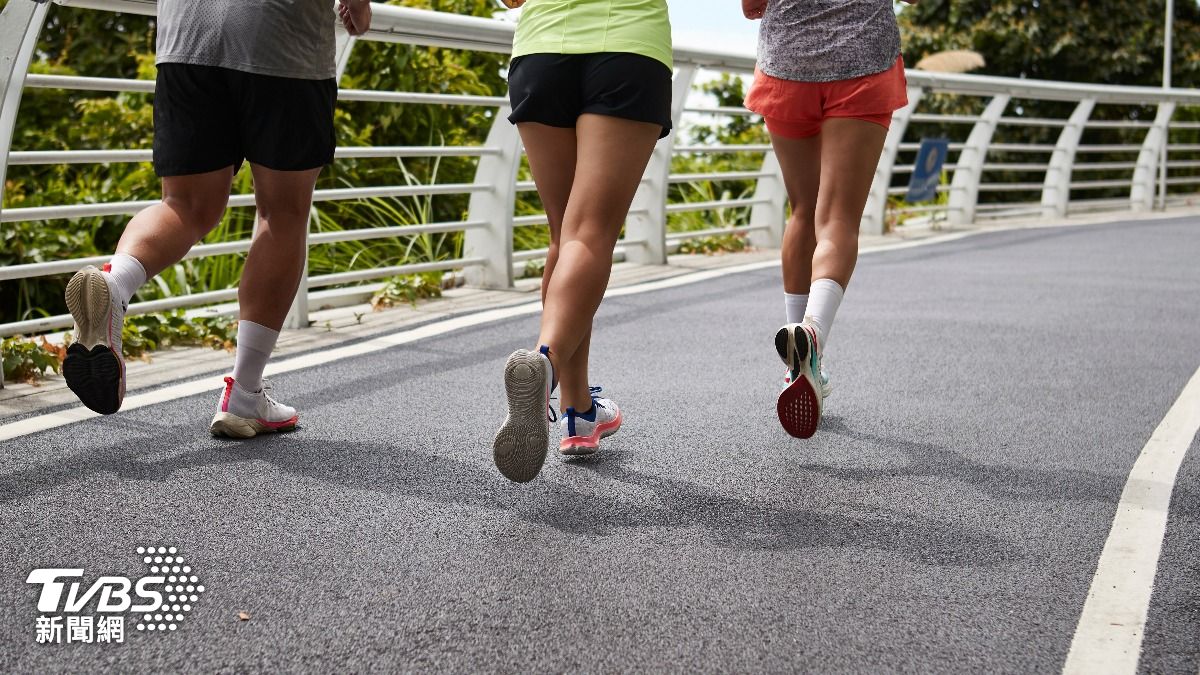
[512,0,673,70]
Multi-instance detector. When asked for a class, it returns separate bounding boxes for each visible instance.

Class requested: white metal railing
[2,0,1200,344]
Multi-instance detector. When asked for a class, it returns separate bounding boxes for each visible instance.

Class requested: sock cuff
[111,252,147,277]
[810,278,845,299]
[783,292,809,300]
[236,320,280,353]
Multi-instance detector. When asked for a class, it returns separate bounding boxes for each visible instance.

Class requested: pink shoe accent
[220,376,235,413]
[559,409,623,451]
[257,415,299,430]
[100,263,112,273]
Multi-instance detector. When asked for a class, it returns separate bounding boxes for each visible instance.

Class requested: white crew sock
[784,292,809,324]
[105,253,147,307]
[803,278,845,349]
[232,320,279,392]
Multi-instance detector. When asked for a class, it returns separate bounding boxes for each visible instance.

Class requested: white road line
[1063,365,1200,674]
[0,228,1004,443]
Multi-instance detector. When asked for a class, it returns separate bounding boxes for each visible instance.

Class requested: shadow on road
[2,427,1031,569]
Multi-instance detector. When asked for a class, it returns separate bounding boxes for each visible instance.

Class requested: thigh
[563,113,661,242]
[249,164,322,226]
[815,117,888,228]
[769,132,822,218]
[153,64,243,177]
[160,166,237,228]
[517,123,577,240]
[239,73,337,172]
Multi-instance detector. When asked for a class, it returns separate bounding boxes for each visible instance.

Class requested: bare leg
[116,167,236,276]
[237,164,322,330]
[532,114,660,411]
[770,133,822,295]
[516,123,593,399]
[811,118,888,288]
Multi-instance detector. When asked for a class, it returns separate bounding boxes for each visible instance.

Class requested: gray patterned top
[156,0,337,80]
[757,0,902,83]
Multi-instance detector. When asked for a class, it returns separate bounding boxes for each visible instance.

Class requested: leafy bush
[121,312,237,359]
[370,272,445,310]
[2,336,66,384]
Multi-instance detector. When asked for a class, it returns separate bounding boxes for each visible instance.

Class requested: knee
[162,193,227,235]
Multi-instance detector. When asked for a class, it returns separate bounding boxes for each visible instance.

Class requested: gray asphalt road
[2,217,1198,673]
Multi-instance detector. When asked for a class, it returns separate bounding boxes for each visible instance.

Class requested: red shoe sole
[777,375,820,439]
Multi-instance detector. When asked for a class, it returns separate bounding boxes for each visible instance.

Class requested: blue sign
[906,138,950,203]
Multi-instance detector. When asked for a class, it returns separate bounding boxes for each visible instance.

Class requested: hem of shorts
[510,42,673,70]
[154,158,243,178]
[243,156,334,172]
[155,55,336,81]
[509,111,672,138]
[756,53,901,84]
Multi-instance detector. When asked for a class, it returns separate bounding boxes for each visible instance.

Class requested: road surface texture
[1,216,1198,673]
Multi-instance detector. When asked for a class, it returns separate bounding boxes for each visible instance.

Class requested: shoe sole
[559,411,623,456]
[63,268,124,415]
[493,350,550,482]
[776,325,821,439]
[209,412,298,439]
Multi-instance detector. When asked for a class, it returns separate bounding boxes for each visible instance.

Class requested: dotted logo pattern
[133,547,205,632]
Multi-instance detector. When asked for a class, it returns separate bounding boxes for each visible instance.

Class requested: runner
[62,0,372,438]
[742,0,914,438]
[491,0,673,482]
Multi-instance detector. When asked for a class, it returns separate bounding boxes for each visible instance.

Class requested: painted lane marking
[1063,365,1200,674]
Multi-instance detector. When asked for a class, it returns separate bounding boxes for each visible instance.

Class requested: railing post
[0,0,52,388]
[1040,98,1095,219]
[464,104,519,288]
[280,208,315,330]
[747,150,786,248]
[0,0,51,216]
[862,85,924,235]
[627,64,696,264]
[1132,102,1176,211]
[947,94,1010,226]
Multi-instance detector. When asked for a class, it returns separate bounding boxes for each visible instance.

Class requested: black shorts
[153,63,336,177]
[507,53,673,139]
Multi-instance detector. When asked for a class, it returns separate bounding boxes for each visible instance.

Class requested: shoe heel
[65,267,111,349]
[493,350,550,483]
[210,412,260,439]
[774,326,791,368]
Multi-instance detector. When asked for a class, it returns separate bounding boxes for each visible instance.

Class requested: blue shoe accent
[565,407,577,437]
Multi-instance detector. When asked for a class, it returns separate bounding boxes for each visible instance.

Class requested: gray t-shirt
[156,0,337,80]
[757,0,901,82]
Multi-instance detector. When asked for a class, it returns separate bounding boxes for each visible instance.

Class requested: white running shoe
[209,377,298,438]
[493,345,554,482]
[63,264,127,415]
[559,390,622,456]
[775,322,824,439]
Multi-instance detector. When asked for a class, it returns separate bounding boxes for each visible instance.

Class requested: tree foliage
[898,0,1200,88]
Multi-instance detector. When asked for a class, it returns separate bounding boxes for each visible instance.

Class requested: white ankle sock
[784,292,809,324]
[803,278,844,349]
[106,253,147,307]
[232,320,279,392]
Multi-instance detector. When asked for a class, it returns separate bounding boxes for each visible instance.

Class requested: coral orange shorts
[745,56,909,139]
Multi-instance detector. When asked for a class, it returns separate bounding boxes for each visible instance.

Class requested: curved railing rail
[2,0,1199,341]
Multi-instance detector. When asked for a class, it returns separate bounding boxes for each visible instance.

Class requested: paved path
[1,217,1198,673]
